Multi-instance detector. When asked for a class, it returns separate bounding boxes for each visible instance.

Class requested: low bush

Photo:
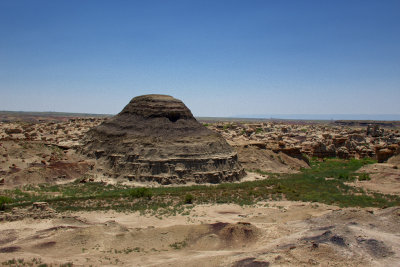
[0,195,12,211]
[184,193,194,204]
[128,188,153,199]
[358,173,371,181]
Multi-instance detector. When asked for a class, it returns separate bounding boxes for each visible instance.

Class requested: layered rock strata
[82,94,245,184]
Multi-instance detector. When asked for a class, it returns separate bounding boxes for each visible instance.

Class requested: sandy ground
[351,160,400,195]
[1,201,399,266]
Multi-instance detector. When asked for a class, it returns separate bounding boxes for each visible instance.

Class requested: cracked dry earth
[1,201,399,266]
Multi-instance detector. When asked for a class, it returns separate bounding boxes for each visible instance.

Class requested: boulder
[376,148,394,163]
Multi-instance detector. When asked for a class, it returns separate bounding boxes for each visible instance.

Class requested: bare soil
[1,202,399,266]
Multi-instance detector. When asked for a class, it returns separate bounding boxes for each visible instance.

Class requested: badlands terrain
[0,110,400,266]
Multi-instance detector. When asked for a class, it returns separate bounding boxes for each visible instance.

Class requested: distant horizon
[1,1,399,116]
[2,110,400,121]
[234,114,400,121]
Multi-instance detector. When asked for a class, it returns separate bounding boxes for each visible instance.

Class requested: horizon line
[1,110,400,121]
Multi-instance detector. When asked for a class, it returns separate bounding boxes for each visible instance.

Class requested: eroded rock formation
[81,94,245,184]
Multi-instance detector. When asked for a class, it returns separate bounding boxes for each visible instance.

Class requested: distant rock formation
[82,94,245,184]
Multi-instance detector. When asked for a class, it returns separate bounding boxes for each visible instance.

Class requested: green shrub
[128,188,152,199]
[184,193,194,204]
[358,173,371,181]
[169,240,187,249]
[338,173,349,180]
[223,123,232,131]
[0,196,12,211]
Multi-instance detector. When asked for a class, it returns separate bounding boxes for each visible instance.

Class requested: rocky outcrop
[336,146,350,159]
[376,148,394,163]
[208,120,400,162]
[311,142,336,158]
[276,146,310,165]
[367,124,384,137]
[82,95,245,184]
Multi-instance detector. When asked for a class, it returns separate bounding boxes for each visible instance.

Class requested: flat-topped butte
[82,94,245,184]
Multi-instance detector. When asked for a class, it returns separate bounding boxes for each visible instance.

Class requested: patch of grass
[303,158,375,181]
[255,128,263,134]
[2,259,16,266]
[358,173,371,181]
[1,158,398,215]
[169,240,187,250]
[113,247,142,254]
[0,258,59,267]
[128,187,153,199]
[0,195,13,211]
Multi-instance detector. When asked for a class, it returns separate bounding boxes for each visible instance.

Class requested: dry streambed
[0,202,399,266]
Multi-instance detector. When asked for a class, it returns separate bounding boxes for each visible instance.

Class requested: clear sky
[1,0,399,118]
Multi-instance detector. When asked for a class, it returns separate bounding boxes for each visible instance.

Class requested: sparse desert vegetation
[0,108,399,266]
[1,158,399,216]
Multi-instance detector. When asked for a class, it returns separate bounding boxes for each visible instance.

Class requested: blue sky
[0,0,399,118]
